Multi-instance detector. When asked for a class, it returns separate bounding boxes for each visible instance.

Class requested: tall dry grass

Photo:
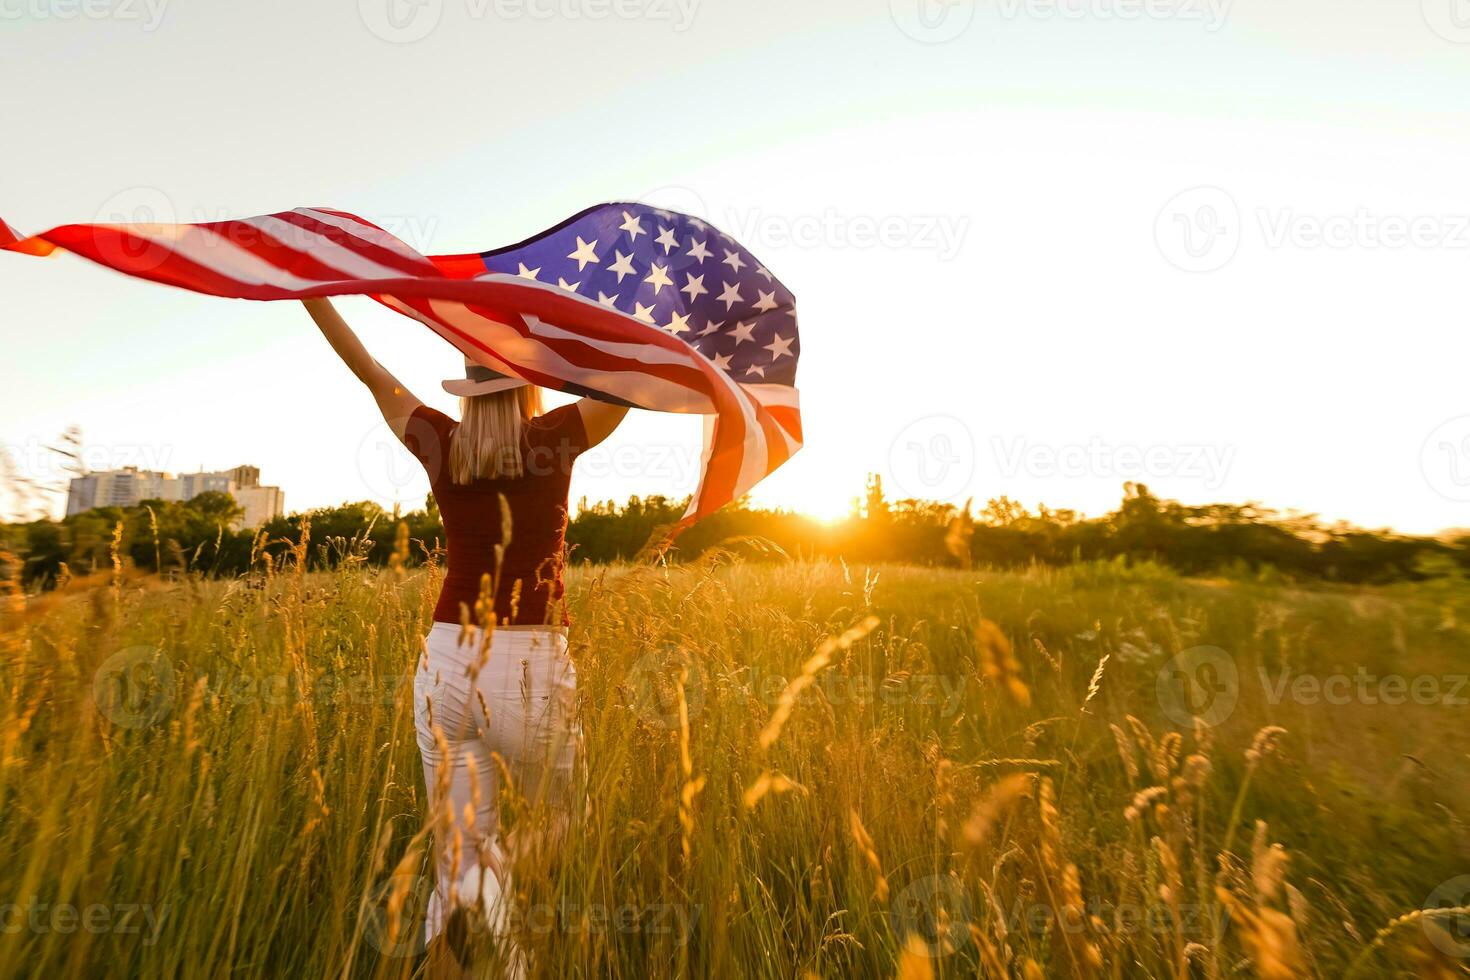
[0,538,1466,978]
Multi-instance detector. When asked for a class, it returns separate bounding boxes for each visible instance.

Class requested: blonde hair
[449,386,544,484]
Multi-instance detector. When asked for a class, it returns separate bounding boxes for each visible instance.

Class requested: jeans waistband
[429,622,567,636]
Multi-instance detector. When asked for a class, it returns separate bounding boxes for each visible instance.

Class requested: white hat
[442,357,529,397]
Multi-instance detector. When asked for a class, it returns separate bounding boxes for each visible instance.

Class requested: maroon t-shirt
[404,404,588,627]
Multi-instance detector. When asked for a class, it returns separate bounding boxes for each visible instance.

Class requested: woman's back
[404,403,590,627]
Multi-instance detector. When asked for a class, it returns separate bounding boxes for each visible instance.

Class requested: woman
[302,298,627,974]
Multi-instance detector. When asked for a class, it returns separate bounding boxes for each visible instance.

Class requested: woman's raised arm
[575,399,629,449]
[302,298,422,441]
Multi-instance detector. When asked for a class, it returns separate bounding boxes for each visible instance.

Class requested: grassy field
[2,549,1467,978]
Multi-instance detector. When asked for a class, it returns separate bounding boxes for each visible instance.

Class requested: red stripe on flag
[199,218,375,286]
[39,224,282,298]
[271,211,437,277]
[431,252,491,278]
[0,218,57,256]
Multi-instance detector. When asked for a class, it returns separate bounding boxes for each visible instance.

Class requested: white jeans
[413,623,579,946]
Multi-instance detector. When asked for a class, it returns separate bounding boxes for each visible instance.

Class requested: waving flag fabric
[0,203,802,525]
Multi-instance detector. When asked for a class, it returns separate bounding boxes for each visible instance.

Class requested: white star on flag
[764,333,794,360]
[608,250,637,282]
[718,281,743,310]
[567,236,599,271]
[644,262,673,295]
[681,273,708,301]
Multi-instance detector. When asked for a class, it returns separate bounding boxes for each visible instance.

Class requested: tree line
[2,478,1466,589]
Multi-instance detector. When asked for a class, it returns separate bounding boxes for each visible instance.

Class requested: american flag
[0,204,803,525]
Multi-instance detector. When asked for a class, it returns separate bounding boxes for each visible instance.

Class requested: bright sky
[3,0,1469,534]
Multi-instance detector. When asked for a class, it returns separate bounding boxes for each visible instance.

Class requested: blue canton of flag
[475,202,800,387]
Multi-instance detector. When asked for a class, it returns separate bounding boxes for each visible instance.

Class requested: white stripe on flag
[126,224,327,291]
[295,208,430,266]
[424,298,712,413]
[242,216,413,282]
[522,313,712,371]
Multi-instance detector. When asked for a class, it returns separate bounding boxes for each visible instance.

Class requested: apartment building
[66,464,284,528]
